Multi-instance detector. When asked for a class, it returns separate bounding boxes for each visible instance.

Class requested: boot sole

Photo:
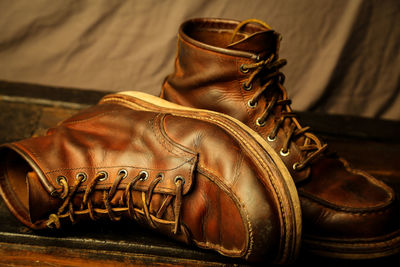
[100,91,302,264]
[302,228,400,260]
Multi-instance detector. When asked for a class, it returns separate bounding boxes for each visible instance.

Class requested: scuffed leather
[0,100,296,263]
[160,17,400,254]
[300,157,400,239]
[162,18,310,183]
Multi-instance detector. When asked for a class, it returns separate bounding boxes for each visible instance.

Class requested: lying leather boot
[0,93,301,264]
[160,17,400,259]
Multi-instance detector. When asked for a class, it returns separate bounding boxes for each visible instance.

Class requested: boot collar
[179,18,280,60]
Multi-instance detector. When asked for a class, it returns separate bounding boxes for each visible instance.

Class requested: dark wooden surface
[0,81,400,266]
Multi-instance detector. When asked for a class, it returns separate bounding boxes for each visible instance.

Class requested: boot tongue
[27,171,61,224]
[226,30,280,55]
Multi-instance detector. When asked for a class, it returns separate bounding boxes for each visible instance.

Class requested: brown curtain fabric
[0,0,399,119]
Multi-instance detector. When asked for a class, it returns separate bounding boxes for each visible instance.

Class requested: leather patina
[0,97,301,264]
[160,17,400,259]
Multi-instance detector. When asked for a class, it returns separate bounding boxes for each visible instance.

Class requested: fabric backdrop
[0,0,399,120]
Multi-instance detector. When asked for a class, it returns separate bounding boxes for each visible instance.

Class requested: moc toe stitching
[196,164,253,258]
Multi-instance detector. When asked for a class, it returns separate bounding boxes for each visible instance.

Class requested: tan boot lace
[46,170,184,234]
[231,19,328,172]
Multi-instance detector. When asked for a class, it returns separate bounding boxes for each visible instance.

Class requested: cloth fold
[0,0,398,119]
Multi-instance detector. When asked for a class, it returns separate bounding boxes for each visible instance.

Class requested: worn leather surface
[162,19,311,183]
[0,101,296,263]
[161,18,400,257]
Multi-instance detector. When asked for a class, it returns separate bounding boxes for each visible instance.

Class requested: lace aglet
[173,223,179,234]
[46,214,61,229]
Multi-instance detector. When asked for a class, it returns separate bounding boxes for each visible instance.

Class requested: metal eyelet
[256,118,266,127]
[280,148,290,157]
[247,99,257,108]
[118,169,128,179]
[76,172,87,182]
[240,64,249,74]
[56,176,67,185]
[55,176,68,199]
[98,171,108,181]
[50,191,60,197]
[293,162,300,171]
[174,175,185,185]
[157,173,164,181]
[242,82,252,91]
[267,135,276,142]
[139,170,149,181]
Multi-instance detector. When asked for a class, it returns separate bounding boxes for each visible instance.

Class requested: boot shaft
[162,18,278,119]
[162,18,317,182]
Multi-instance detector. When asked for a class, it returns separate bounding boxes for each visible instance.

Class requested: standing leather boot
[0,93,301,264]
[161,18,400,259]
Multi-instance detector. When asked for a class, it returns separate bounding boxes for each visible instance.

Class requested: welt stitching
[151,114,189,159]
[45,160,194,174]
[304,231,400,246]
[153,114,196,189]
[155,114,195,158]
[299,192,393,214]
[340,157,394,204]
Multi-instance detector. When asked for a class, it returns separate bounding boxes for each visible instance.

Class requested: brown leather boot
[160,18,400,259]
[0,93,301,264]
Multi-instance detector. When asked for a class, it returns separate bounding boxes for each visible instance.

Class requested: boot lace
[232,19,328,171]
[46,170,184,234]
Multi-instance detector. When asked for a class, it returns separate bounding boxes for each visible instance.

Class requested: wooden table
[0,81,399,266]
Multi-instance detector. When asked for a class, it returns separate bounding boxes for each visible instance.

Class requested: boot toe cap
[300,158,400,258]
